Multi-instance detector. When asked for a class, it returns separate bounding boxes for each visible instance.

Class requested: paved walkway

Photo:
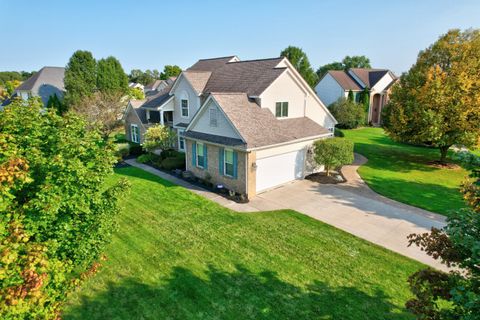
[125,157,448,271]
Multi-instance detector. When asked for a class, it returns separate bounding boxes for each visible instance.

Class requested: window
[196,143,204,168]
[275,102,288,117]
[209,108,218,127]
[181,99,189,117]
[224,149,234,177]
[131,124,140,143]
[178,129,185,151]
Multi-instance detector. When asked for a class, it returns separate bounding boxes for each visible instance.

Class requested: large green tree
[160,65,182,80]
[280,46,318,87]
[383,29,480,163]
[316,55,371,79]
[64,50,97,106]
[0,98,127,318]
[97,56,129,94]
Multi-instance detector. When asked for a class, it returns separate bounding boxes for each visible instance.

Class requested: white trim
[141,95,174,111]
[223,148,234,177]
[196,142,204,168]
[169,72,203,97]
[246,132,332,152]
[183,136,245,151]
[177,128,185,152]
[130,124,140,143]
[185,94,246,142]
[123,102,146,130]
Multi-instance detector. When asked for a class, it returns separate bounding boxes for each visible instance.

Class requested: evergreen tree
[64,50,97,107]
[46,93,67,115]
[97,56,128,94]
[347,90,354,102]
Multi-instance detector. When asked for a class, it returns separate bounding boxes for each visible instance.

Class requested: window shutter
[219,147,224,175]
[191,142,196,167]
[233,151,238,179]
[204,144,208,169]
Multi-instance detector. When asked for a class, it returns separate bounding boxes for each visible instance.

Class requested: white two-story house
[124,56,337,198]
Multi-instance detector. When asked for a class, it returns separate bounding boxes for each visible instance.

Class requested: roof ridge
[227,57,283,64]
[197,55,237,61]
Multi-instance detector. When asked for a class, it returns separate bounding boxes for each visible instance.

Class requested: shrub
[128,142,144,156]
[115,143,130,159]
[0,99,128,318]
[143,125,176,153]
[137,154,153,164]
[329,98,366,129]
[314,137,354,176]
[161,157,186,171]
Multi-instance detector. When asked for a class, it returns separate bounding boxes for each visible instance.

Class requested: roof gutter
[246,132,333,152]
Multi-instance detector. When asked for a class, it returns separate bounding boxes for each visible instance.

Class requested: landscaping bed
[305,171,346,184]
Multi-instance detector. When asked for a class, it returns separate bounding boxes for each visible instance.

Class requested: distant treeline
[0,71,36,85]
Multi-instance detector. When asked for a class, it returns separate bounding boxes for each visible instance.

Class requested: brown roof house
[315,68,397,125]
[124,55,337,198]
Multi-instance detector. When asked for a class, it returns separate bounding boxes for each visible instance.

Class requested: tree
[160,65,182,80]
[329,98,366,129]
[342,55,371,69]
[72,91,127,140]
[383,29,480,163]
[46,93,67,115]
[0,80,21,101]
[97,56,129,94]
[143,125,176,153]
[0,98,127,318]
[280,46,318,87]
[127,87,145,100]
[316,55,371,79]
[64,50,97,106]
[314,138,354,176]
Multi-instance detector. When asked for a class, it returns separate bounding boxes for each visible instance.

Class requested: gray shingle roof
[139,83,173,109]
[15,66,65,105]
[327,70,362,91]
[183,131,246,147]
[182,71,211,95]
[209,93,330,148]
[187,56,238,71]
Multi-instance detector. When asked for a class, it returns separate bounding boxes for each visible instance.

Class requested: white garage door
[256,149,306,193]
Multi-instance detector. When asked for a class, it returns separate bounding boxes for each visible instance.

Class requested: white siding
[260,71,306,119]
[189,99,242,139]
[314,73,345,107]
[371,73,395,93]
[171,75,201,125]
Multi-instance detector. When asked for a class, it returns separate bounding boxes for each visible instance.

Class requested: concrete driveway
[126,157,448,271]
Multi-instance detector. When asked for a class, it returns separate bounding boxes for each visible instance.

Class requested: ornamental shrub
[0,99,128,318]
[329,98,366,129]
[314,137,354,176]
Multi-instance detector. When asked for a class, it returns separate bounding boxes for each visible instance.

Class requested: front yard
[342,128,468,216]
[63,166,422,319]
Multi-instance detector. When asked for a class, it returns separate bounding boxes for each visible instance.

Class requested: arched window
[180,91,189,117]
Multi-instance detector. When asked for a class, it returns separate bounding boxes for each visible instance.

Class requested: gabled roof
[182,71,212,95]
[327,70,362,91]
[144,79,163,91]
[15,66,65,92]
[187,56,238,71]
[349,68,394,88]
[187,93,330,149]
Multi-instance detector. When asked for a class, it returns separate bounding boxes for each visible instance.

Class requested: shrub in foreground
[314,137,354,176]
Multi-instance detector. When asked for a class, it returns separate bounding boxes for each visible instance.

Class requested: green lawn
[342,127,468,216]
[63,166,422,319]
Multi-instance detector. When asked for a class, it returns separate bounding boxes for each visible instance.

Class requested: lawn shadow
[63,264,412,320]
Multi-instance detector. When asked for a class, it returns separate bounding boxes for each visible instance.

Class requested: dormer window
[209,108,218,127]
[275,102,288,118]
[181,99,189,117]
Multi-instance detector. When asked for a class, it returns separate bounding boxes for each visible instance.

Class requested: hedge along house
[178,56,337,199]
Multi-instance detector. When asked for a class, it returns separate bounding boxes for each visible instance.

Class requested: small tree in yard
[314,138,354,176]
[329,98,366,129]
[383,29,480,164]
[143,124,176,154]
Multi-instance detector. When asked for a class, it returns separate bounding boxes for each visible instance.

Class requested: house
[124,56,337,198]
[144,77,176,93]
[129,82,145,91]
[315,68,397,125]
[12,66,65,106]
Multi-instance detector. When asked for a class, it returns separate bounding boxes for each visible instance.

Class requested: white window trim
[196,142,204,168]
[181,99,189,118]
[275,101,289,118]
[131,124,139,143]
[224,148,234,177]
[178,129,185,151]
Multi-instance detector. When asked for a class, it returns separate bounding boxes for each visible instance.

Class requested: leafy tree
[127,87,145,100]
[0,71,33,85]
[280,46,318,87]
[383,29,480,163]
[0,98,127,318]
[316,55,371,79]
[64,50,97,106]
[342,55,371,69]
[72,91,127,140]
[160,65,182,80]
[46,93,67,115]
[329,98,366,129]
[143,125,176,153]
[97,56,129,94]
[314,138,354,176]
[0,80,21,101]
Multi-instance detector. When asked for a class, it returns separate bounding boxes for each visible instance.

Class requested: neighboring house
[124,55,337,198]
[12,66,65,106]
[129,82,145,91]
[315,68,397,125]
[144,77,176,93]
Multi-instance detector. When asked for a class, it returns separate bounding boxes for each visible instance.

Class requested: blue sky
[1,0,479,75]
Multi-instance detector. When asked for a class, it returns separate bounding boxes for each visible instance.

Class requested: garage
[255,149,306,193]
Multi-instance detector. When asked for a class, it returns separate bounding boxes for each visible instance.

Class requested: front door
[371,94,381,124]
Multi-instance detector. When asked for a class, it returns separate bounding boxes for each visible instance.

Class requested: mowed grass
[63,166,422,320]
[342,127,468,216]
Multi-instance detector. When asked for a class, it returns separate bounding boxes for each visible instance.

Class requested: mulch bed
[305,172,347,184]
[427,161,460,169]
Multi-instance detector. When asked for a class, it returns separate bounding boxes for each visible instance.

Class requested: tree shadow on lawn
[64,265,412,320]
